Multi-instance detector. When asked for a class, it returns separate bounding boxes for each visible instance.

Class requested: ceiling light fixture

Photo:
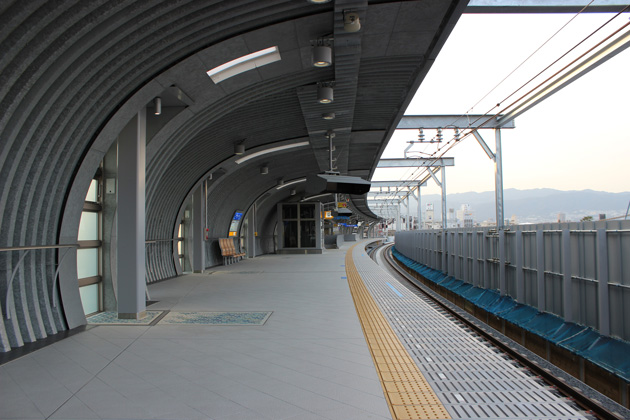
[307,0,331,3]
[154,97,162,115]
[312,45,332,67]
[234,143,245,155]
[207,46,281,83]
[322,112,335,120]
[317,83,334,104]
[260,166,269,175]
[301,193,331,202]
[290,189,296,196]
[276,178,306,190]
[343,11,361,33]
[235,141,309,164]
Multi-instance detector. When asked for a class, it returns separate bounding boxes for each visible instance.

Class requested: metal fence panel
[394,220,630,341]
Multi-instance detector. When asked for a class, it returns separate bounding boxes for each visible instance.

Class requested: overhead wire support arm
[472,130,496,161]
[428,167,442,187]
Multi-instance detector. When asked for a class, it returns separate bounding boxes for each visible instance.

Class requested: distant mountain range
[412,188,630,223]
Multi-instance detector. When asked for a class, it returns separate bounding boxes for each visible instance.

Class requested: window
[77,177,102,316]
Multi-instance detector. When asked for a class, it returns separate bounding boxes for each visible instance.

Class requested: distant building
[456,204,475,228]
[599,214,606,220]
[557,212,566,223]
[424,203,434,229]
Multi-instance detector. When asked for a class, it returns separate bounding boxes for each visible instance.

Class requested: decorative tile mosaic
[158,311,272,326]
[87,311,164,325]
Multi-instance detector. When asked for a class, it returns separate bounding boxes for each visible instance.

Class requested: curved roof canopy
[0,0,466,272]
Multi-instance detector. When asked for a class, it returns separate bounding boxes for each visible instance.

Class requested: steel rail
[373,242,625,420]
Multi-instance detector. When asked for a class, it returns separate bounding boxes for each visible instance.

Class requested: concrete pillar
[192,186,205,272]
[117,109,146,320]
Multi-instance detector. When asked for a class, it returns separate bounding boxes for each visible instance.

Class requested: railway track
[370,241,628,420]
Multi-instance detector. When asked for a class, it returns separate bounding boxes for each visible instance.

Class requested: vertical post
[433,231,437,269]
[329,134,334,172]
[462,231,468,283]
[472,231,479,287]
[440,166,447,273]
[441,166,447,230]
[397,202,401,232]
[495,128,504,229]
[117,110,147,320]
[417,184,422,229]
[452,231,458,278]
[415,231,419,262]
[499,229,506,295]
[516,230,524,302]
[562,229,573,322]
[596,228,610,335]
[406,196,410,230]
[481,229,492,289]
[441,231,447,273]
[192,186,204,272]
[247,204,257,258]
[536,228,546,310]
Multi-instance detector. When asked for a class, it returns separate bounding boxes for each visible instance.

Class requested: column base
[118,311,147,320]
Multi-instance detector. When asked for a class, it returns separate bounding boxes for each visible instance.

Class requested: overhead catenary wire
[465,0,598,114]
[373,6,630,213]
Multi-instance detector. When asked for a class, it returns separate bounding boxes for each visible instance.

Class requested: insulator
[418,128,425,142]
[454,128,460,141]
[436,128,443,142]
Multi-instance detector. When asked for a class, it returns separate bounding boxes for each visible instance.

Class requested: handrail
[145,239,178,244]
[0,244,77,252]
[3,244,78,319]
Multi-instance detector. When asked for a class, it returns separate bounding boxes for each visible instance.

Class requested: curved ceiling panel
[0,0,467,343]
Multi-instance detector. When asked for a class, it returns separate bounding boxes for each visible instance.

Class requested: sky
[375,11,630,197]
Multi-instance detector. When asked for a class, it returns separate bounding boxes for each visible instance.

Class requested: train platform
[0,240,595,420]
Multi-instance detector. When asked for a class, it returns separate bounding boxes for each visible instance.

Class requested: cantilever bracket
[472,130,496,161]
[428,166,442,187]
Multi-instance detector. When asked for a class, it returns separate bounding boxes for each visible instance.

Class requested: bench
[218,238,245,265]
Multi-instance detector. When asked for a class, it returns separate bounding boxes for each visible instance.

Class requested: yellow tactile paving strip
[345,244,450,420]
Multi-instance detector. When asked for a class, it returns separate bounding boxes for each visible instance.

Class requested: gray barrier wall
[395,220,630,341]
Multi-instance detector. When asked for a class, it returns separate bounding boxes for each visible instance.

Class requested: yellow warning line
[345,244,450,420]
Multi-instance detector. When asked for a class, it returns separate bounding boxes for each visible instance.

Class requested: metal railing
[1,244,77,319]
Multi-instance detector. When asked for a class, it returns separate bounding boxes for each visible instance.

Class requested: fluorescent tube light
[207,46,281,83]
[235,141,309,164]
[276,178,306,190]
